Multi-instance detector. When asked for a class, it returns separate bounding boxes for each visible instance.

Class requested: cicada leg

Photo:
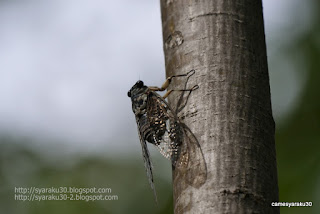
[148,69,198,99]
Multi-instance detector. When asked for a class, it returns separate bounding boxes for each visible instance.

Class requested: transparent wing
[135,116,158,203]
[146,92,181,165]
[147,91,207,188]
[177,123,207,188]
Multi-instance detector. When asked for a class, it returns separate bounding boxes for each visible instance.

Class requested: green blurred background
[0,0,319,213]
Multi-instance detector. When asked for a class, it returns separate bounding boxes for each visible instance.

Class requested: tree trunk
[160,0,279,213]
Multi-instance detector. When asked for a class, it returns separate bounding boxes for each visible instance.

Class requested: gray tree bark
[160,0,279,213]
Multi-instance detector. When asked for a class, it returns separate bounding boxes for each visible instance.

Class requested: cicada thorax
[131,91,148,116]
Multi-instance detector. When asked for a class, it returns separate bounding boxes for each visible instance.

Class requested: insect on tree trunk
[160,0,279,213]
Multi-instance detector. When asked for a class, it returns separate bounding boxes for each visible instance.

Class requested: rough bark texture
[160,0,279,213]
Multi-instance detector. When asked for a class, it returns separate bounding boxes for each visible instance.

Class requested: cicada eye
[137,80,144,88]
[127,91,131,97]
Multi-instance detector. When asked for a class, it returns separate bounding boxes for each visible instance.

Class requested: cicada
[127,70,207,203]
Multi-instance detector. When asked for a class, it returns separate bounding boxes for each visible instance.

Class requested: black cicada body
[127,70,207,203]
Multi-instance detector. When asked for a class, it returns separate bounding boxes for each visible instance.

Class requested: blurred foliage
[274,0,320,213]
[0,136,173,214]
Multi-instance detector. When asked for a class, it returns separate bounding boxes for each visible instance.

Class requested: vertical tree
[160,1,279,213]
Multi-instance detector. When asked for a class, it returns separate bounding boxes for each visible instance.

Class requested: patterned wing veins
[135,116,158,203]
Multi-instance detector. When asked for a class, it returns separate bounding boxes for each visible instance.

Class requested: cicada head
[127,80,147,98]
[128,80,149,116]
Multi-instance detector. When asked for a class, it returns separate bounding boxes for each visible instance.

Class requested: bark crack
[219,188,266,201]
[189,12,243,22]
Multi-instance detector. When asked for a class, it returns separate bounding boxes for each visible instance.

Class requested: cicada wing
[146,92,181,164]
[176,123,207,188]
[135,117,158,204]
[145,91,207,188]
